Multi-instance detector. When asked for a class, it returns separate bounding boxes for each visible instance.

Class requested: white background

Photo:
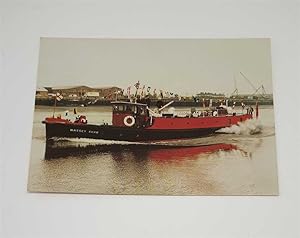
[1,0,299,237]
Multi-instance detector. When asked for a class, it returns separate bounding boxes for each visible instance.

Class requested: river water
[28,105,278,195]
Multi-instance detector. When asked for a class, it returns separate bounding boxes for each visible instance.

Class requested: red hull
[44,114,252,142]
[147,114,252,130]
[43,101,254,141]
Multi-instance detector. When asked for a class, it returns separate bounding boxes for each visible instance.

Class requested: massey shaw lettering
[88,130,99,134]
[70,128,86,133]
[69,128,99,134]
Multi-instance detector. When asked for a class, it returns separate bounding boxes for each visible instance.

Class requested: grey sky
[37,38,273,96]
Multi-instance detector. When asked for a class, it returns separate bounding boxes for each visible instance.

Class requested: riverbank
[35,97,273,107]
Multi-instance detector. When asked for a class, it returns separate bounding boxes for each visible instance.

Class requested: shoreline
[35,98,273,107]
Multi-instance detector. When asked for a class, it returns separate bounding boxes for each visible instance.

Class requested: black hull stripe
[46,123,222,142]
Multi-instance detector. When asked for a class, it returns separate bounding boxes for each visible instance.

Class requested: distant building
[92,86,123,99]
[195,92,225,99]
[230,93,273,100]
[45,86,91,98]
[35,87,48,98]
[44,86,122,99]
[85,92,100,97]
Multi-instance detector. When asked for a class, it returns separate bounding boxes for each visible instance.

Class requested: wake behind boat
[43,99,257,142]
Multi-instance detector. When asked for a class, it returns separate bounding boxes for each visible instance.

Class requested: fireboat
[43,99,257,142]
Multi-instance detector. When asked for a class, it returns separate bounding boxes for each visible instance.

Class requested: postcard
[28,38,278,195]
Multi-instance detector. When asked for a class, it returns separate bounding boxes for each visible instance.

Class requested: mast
[256,101,259,118]
[115,91,118,101]
[52,96,57,117]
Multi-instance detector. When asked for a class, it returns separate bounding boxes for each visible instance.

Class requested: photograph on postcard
[28,38,278,195]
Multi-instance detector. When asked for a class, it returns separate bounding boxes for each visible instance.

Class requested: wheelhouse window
[112,103,148,116]
[113,104,137,113]
[125,105,134,112]
[137,106,147,115]
[112,104,126,112]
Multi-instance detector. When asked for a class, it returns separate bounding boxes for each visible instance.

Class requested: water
[28,105,278,195]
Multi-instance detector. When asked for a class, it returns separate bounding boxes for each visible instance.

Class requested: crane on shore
[239,72,267,98]
[231,72,268,99]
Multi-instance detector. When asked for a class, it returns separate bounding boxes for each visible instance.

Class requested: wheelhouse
[111,101,149,127]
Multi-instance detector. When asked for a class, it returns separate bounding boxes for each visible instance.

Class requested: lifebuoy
[124,115,135,127]
[75,115,87,124]
[80,118,87,124]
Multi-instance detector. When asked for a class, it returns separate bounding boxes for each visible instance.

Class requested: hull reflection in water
[148,143,237,161]
[44,141,238,160]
